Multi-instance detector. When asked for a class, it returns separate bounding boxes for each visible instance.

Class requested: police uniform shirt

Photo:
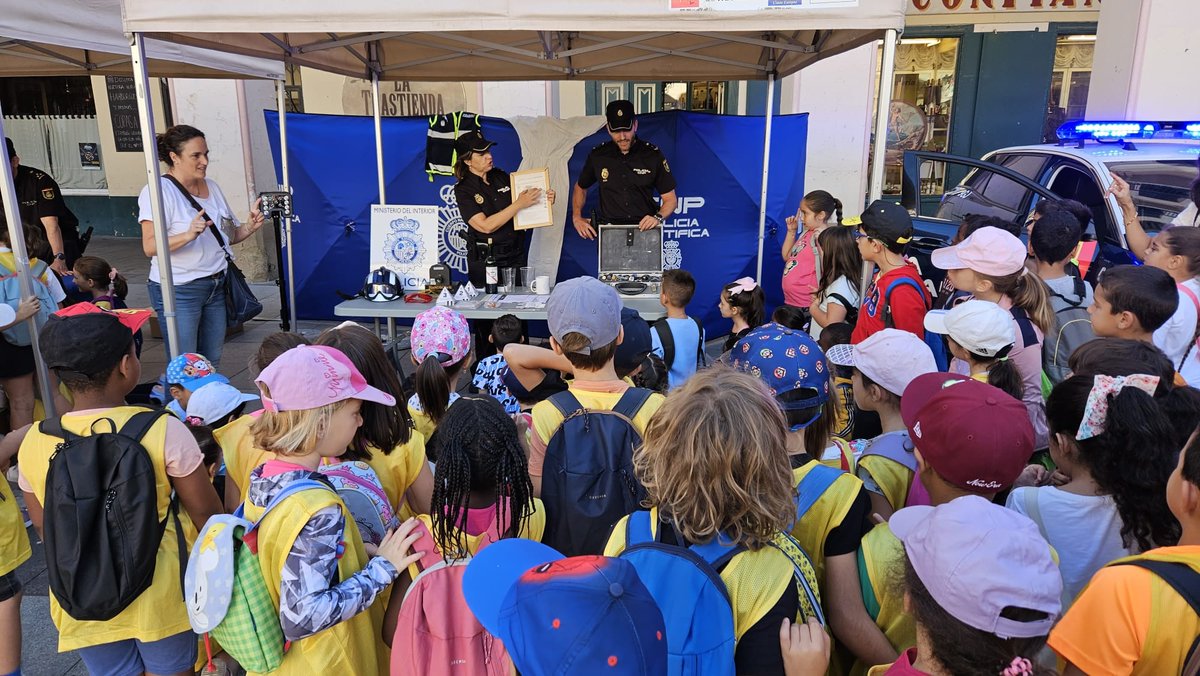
[454,167,524,262]
[577,138,676,224]
[15,165,80,239]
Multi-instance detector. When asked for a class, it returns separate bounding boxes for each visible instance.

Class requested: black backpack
[541,388,653,556]
[1043,276,1096,386]
[826,292,859,328]
[1111,559,1200,674]
[40,410,186,621]
[652,316,707,371]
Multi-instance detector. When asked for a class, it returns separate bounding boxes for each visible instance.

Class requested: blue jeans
[148,272,227,368]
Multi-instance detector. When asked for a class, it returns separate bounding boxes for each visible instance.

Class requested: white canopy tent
[0,1,283,413]
[120,0,904,325]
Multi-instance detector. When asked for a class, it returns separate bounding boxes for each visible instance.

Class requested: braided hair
[430,395,534,558]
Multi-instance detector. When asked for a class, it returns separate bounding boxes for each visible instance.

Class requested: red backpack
[390,513,513,676]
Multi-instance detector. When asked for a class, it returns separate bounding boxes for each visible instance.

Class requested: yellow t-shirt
[528,380,665,479]
[0,477,31,577]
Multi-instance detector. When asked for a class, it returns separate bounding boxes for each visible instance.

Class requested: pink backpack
[390,514,513,676]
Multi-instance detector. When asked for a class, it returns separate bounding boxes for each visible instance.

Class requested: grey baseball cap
[546,276,622,354]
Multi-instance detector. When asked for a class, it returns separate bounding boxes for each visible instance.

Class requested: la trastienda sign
[910,0,1099,12]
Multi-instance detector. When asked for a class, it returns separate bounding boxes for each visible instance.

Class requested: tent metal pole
[861,28,899,296]
[372,65,386,204]
[755,72,775,284]
[277,79,297,331]
[130,33,181,359]
[0,109,55,416]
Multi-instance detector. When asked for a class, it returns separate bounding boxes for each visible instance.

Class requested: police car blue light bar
[1057,121,1200,142]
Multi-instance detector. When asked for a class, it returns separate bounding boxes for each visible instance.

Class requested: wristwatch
[653,213,665,223]
[53,252,65,261]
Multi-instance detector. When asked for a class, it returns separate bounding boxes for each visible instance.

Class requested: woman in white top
[139,125,264,368]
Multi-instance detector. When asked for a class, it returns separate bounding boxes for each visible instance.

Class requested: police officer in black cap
[452,130,556,288]
[571,100,677,240]
[6,137,82,275]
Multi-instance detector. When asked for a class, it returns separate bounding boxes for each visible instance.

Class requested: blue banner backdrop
[265,110,807,337]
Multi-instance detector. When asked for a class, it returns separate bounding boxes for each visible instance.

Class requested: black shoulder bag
[163,175,262,328]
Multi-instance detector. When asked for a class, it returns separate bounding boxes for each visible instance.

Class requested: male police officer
[571,100,677,240]
[7,137,81,274]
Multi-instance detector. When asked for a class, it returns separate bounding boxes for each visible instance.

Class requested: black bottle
[484,238,499,294]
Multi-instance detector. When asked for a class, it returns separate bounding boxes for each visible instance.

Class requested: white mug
[532,275,551,295]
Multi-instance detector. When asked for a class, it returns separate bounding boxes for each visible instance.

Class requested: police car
[903,121,1200,278]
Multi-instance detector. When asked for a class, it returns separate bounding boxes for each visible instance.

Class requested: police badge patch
[601,167,609,181]
[663,240,682,270]
[474,194,484,205]
[41,188,55,200]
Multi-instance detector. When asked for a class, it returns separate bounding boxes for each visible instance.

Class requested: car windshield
[1106,158,1198,232]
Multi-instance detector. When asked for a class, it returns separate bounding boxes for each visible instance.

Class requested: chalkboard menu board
[105,76,143,153]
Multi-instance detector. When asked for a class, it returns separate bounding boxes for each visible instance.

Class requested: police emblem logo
[601,167,609,181]
[617,109,624,117]
[383,217,425,270]
[439,184,470,274]
[474,194,484,205]
[663,241,682,270]
[41,188,55,200]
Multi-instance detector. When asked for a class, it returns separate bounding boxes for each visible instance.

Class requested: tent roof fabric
[120,0,904,81]
[0,2,283,79]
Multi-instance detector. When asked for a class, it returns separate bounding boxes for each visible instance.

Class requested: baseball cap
[256,344,396,412]
[40,311,137,378]
[923,300,1016,358]
[410,306,471,366]
[826,329,937,396]
[166,353,228,391]
[730,323,829,427]
[606,99,636,132]
[463,539,667,676]
[546,276,622,355]
[847,200,912,250]
[454,130,495,157]
[931,226,1027,276]
[615,307,652,375]
[900,373,1033,492]
[890,495,1062,638]
[185,382,259,426]
[53,301,154,335]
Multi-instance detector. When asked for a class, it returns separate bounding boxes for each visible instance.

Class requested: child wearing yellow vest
[604,368,822,674]
[729,323,893,669]
[0,424,32,676]
[316,323,433,517]
[222,331,309,511]
[247,344,424,675]
[19,307,223,675]
[854,373,1035,676]
[1049,399,1200,674]
[382,394,546,646]
[827,330,938,521]
[406,307,473,446]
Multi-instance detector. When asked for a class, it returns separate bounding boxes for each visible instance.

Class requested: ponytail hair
[1046,374,1182,551]
[979,270,1054,334]
[723,280,765,329]
[1161,227,1200,278]
[904,557,1057,676]
[429,395,534,558]
[415,352,470,426]
[803,190,843,225]
[156,125,205,167]
[73,256,128,300]
[971,349,1023,402]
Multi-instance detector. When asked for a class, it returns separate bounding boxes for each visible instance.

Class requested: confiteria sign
[910,0,1099,12]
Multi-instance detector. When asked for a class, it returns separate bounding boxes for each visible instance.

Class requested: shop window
[0,77,96,116]
[1043,36,1094,142]
[593,81,728,115]
[873,38,960,196]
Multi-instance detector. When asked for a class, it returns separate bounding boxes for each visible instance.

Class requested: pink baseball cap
[890,495,1062,639]
[255,345,396,412]
[931,226,1027,276]
[410,306,472,365]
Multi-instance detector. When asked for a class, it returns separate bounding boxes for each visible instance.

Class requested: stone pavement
[14,236,341,675]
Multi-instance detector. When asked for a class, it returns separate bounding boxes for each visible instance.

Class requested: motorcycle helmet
[363,267,401,302]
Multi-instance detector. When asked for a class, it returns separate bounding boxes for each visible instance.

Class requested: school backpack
[619,511,825,676]
[185,478,339,674]
[318,460,399,546]
[39,410,187,621]
[0,257,57,346]
[541,388,653,556]
[882,276,948,371]
[652,316,707,371]
[1043,276,1095,386]
[859,431,930,508]
[826,292,859,328]
[390,516,513,676]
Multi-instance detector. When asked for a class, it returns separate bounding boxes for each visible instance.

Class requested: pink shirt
[782,228,820,307]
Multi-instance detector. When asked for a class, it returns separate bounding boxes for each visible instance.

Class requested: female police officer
[453,131,555,288]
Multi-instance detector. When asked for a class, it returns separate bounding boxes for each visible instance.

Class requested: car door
[1040,157,1138,273]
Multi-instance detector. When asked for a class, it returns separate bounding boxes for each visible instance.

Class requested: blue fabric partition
[265,110,807,336]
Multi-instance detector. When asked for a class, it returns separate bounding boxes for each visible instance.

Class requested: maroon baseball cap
[900,373,1033,493]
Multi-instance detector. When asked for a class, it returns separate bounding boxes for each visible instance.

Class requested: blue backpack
[0,259,57,346]
[620,511,825,676]
[541,388,652,557]
[791,463,842,530]
[883,276,949,370]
